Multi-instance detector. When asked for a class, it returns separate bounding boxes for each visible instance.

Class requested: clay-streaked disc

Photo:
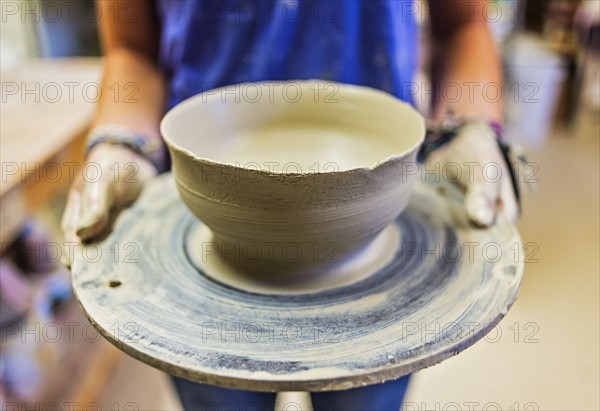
[72,174,523,392]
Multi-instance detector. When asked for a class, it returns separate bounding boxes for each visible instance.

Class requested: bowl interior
[161,81,425,173]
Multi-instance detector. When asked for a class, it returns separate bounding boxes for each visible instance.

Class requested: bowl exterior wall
[170,148,419,276]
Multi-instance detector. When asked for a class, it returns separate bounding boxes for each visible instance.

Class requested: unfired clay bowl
[161,81,425,278]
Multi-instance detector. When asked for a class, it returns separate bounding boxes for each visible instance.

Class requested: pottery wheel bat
[72,173,523,391]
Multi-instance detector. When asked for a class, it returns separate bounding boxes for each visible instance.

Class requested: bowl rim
[160,80,426,176]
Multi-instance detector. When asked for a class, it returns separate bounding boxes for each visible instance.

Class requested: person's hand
[425,122,519,227]
[61,144,157,247]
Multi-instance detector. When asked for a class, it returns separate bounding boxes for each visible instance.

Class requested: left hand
[425,122,519,227]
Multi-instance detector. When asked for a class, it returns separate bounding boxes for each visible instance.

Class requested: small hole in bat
[108,280,122,288]
[436,186,446,196]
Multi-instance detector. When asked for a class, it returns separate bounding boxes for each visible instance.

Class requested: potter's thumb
[465,183,499,228]
[76,178,113,241]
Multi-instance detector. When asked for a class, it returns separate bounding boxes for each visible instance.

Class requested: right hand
[61,144,157,248]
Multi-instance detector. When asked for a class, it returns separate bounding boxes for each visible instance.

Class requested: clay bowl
[161,80,425,279]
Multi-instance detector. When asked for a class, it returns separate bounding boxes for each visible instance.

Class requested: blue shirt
[156,0,418,109]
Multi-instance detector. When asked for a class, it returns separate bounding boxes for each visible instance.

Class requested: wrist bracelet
[417,114,503,162]
[85,124,167,173]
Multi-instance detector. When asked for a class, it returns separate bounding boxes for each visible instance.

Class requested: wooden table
[1,57,101,242]
[0,57,124,406]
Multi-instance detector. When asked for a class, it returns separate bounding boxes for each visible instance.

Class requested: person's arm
[426,0,518,226]
[62,0,165,247]
[94,0,165,138]
[428,0,502,122]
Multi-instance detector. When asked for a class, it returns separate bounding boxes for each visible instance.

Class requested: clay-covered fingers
[463,133,519,227]
[61,173,115,244]
[61,189,81,244]
[425,123,520,228]
[498,170,519,223]
[76,175,115,241]
[463,157,522,227]
[465,160,519,227]
[60,144,159,270]
[464,168,502,228]
[60,189,81,267]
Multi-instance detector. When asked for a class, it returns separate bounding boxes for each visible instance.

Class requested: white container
[504,34,567,148]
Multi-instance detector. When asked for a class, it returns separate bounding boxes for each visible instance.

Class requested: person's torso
[157,0,419,109]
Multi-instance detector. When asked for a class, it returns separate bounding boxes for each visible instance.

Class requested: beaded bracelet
[85,124,168,173]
